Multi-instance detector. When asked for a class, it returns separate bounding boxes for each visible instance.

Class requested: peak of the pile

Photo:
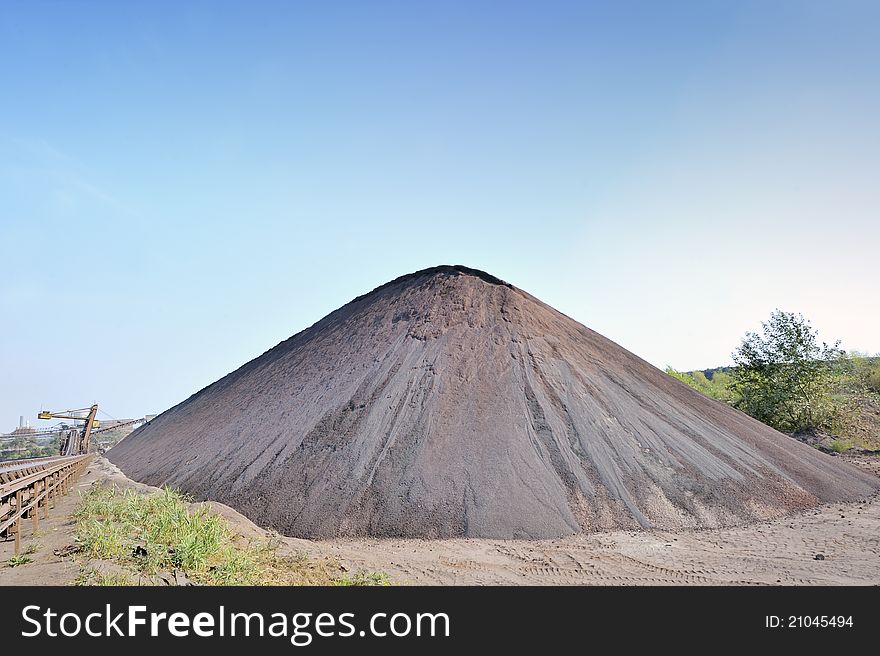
[372,265,513,293]
[340,265,515,310]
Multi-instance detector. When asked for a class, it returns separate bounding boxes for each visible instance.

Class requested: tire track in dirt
[306,491,880,585]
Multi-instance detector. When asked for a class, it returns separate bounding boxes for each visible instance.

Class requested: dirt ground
[305,494,880,585]
[314,450,880,585]
[4,455,878,586]
[0,469,92,585]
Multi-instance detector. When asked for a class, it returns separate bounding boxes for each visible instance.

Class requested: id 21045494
[765,616,853,629]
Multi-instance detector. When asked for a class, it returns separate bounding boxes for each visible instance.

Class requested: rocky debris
[151,569,195,586]
[53,544,81,558]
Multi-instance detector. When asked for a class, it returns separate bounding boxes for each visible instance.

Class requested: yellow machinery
[37,404,100,455]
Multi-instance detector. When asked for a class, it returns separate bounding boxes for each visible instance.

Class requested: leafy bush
[667,323,878,444]
[730,310,844,433]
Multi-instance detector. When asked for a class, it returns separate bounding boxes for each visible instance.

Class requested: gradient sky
[2,1,878,427]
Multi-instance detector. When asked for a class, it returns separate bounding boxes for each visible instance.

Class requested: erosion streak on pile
[108,266,879,539]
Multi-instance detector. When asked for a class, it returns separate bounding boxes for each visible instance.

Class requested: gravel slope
[108,266,880,538]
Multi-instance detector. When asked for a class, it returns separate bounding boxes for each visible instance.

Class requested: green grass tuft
[333,570,393,586]
[76,568,133,586]
[74,484,373,586]
[827,439,852,453]
[5,554,33,567]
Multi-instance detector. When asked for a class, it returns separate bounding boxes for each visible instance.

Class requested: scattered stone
[53,544,81,557]
[173,569,194,586]
[84,558,130,579]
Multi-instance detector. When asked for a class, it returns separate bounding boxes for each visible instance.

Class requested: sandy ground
[3,455,879,586]
[218,451,880,585]
[0,469,94,585]
[305,495,880,585]
[315,450,880,585]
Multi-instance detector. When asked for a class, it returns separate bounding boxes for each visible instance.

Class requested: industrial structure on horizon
[1,407,155,460]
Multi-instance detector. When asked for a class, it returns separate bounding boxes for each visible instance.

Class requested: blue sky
[2,1,878,426]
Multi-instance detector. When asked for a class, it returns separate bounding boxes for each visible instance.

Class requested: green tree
[731,310,844,433]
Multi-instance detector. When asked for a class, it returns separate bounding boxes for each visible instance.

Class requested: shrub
[731,310,844,433]
[827,440,852,453]
[665,367,737,404]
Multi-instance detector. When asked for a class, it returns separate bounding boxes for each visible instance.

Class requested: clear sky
[2,1,878,427]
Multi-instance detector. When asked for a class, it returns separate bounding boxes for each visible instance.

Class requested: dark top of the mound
[348,265,513,306]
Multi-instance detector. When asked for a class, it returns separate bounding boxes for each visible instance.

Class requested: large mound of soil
[108,266,879,538]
